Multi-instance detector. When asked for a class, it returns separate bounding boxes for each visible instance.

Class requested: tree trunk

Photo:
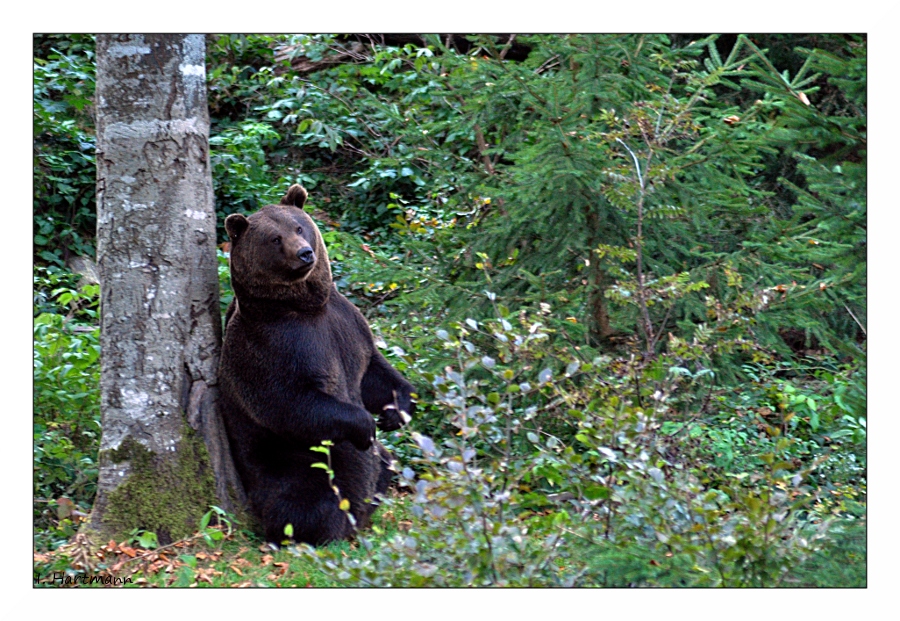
[88,34,244,544]
[584,202,615,346]
[588,264,615,344]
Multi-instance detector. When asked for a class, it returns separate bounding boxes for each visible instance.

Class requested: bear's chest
[264,306,371,400]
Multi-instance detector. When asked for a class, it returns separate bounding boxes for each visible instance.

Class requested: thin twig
[615,138,644,190]
[615,138,654,351]
[843,304,867,336]
[443,81,496,176]
[649,303,674,353]
[535,55,561,75]
[498,34,517,61]
[474,125,495,175]
[654,75,676,140]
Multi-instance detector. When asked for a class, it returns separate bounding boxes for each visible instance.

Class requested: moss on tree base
[101,425,216,544]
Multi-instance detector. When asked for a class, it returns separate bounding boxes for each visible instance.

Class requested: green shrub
[33,35,97,266]
[298,305,848,586]
[34,266,101,551]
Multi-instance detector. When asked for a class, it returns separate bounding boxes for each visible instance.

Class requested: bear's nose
[297,248,315,264]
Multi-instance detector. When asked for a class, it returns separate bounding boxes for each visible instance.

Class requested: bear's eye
[296,226,303,234]
[272,236,281,245]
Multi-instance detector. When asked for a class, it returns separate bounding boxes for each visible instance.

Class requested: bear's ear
[280,184,308,209]
[225,214,250,240]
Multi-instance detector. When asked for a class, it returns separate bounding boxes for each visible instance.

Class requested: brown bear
[218,184,414,545]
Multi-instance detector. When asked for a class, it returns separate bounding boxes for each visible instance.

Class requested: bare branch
[844,304,867,336]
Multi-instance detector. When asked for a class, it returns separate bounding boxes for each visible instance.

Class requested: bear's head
[225,185,333,312]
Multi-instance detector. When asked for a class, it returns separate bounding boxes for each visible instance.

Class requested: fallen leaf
[197,571,215,585]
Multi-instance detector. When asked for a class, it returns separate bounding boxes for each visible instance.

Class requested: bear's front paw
[349,415,376,451]
[377,405,403,432]
[378,390,414,432]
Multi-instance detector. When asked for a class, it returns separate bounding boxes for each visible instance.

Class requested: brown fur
[224,186,330,317]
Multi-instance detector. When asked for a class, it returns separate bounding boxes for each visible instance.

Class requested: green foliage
[33,266,101,551]
[717,36,867,359]
[209,121,287,219]
[205,35,477,241]
[33,35,97,266]
[789,518,866,587]
[217,249,233,319]
[198,506,234,545]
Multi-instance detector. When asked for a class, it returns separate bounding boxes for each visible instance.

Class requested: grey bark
[90,34,244,534]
